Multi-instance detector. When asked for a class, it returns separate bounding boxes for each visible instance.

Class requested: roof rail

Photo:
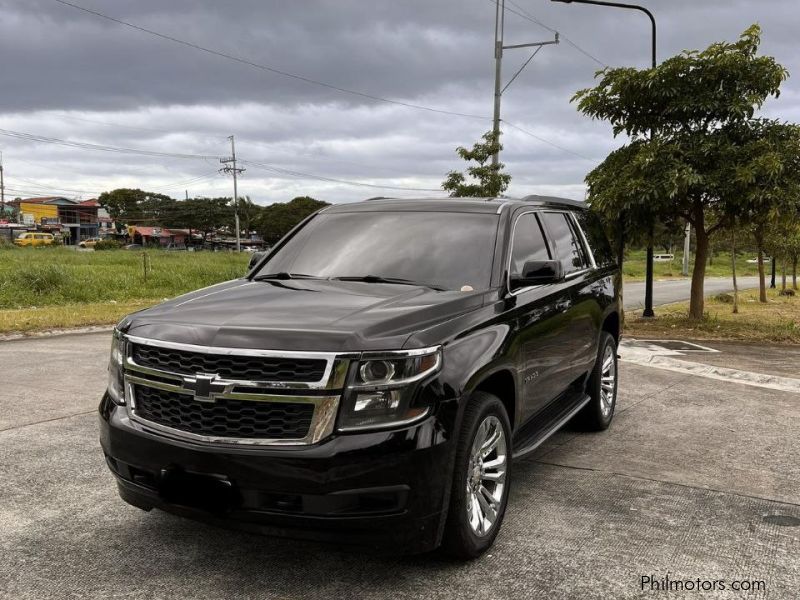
[363,196,395,201]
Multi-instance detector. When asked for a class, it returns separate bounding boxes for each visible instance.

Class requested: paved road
[1,333,798,599]
[624,276,759,310]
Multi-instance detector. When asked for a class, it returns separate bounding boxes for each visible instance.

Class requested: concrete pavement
[1,333,798,599]
[624,276,759,310]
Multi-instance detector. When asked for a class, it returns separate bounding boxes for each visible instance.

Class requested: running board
[512,394,591,459]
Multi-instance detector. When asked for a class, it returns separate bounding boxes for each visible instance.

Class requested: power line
[10,177,103,196]
[50,0,599,167]
[0,127,218,160]
[501,0,608,68]
[502,120,595,161]
[242,159,445,193]
[0,127,447,193]
[42,113,226,138]
[53,0,490,121]
[8,171,220,198]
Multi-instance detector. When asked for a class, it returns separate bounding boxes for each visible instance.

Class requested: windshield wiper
[253,272,317,281]
[332,275,446,291]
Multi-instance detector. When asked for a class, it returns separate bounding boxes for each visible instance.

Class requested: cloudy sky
[0,0,797,205]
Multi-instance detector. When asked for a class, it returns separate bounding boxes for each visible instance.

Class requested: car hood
[120,278,487,351]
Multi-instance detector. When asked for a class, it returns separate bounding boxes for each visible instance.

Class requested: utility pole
[491,0,559,166]
[220,135,244,252]
[0,152,5,212]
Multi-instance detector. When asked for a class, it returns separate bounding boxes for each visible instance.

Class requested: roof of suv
[322,195,587,215]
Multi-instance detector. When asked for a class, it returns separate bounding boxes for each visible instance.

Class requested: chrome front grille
[122,335,352,446]
[130,343,326,382]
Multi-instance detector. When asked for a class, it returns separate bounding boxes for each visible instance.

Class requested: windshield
[254,211,499,291]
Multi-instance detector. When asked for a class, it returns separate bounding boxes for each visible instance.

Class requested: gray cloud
[0,0,797,205]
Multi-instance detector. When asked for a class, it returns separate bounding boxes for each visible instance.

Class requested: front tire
[441,391,512,559]
[576,332,618,431]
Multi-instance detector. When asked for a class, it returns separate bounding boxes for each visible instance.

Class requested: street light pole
[551,0,657,317]
[491,1,559,166]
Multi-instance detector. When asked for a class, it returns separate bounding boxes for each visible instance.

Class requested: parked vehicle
[746,256,771,264]
[79,237,102,248]
[653,253,674,262]
[100,196,620,558]
[123,244,143,251]
[14,232,55,247]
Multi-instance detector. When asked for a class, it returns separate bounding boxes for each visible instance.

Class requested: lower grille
[134,386,314,440]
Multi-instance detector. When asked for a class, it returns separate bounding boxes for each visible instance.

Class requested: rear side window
[509,213,550,278]
[574,210,615,268]
[540,212,589,275]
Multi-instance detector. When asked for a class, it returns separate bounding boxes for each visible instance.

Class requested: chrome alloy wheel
[600,344,617,418]
[465,415,507,537]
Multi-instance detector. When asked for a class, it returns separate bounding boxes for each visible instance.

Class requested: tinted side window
[541,212,588,275]
[510,213,550,278]
[574,210,614,268]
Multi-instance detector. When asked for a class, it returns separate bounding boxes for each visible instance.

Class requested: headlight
[338,347,442,431]
[107,329,126,405]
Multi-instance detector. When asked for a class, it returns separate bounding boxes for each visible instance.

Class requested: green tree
[255,196,329,245]
[442,131,511,197]
[97,188,173,224]
[236,195,258,235]
[724,119,800,301]
[181,197,233,240]
[765,217,800,292]
[575,25,789,319]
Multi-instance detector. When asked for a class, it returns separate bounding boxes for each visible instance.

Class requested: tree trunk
[793,255,798,290]
[781,257,787,291]
[731,230,739,314]
[755,230,768,303]
[689,224,709,320]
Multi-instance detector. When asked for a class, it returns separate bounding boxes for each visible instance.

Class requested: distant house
[127,226,188,247]
[10,196,99,244]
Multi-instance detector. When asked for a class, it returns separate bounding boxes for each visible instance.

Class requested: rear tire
[441,391,512,559]
[576,332,618,431]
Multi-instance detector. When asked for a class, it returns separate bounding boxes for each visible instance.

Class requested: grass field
[0,247,249,332]
[0,246,796,341]
[623,249,762,281]
[625,288,800,344]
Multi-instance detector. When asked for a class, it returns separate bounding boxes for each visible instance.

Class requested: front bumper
[99,394,457,554]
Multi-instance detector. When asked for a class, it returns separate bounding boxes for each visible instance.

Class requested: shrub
[714,292,734,304]
[94,239,122,251]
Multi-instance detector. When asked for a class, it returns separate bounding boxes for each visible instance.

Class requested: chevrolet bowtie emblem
[183,373,226,403]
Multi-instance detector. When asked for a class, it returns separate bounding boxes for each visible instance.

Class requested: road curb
[0,325,114,343]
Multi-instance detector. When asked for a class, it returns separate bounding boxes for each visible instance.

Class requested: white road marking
[619,340,800,395]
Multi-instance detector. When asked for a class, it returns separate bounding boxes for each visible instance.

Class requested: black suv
[100,196,620,558]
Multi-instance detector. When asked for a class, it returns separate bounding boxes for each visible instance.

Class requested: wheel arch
[601,310,620,344]
[470,368,517,430]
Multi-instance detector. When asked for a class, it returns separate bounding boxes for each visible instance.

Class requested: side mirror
[509,260,563,290]
[248,251,266,272]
